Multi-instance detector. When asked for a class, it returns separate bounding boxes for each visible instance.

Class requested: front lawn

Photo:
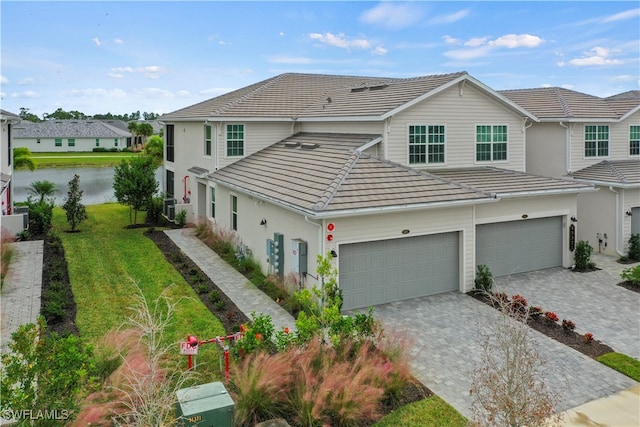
[32,151,141,168]
[374,395,467,427]
[52,204,225,346]
[597,352,640,381]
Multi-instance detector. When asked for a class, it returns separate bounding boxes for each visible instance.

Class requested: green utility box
[176,381,235,427]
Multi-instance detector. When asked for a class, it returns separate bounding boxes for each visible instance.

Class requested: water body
[14,167,164,206]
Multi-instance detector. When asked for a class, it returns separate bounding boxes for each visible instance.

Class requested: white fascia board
[295,115,382,122]
[355,136,383,152]
[619,105,640,122]
[537,117,618,123]
[496,187,598,198]
[570,179,640,189]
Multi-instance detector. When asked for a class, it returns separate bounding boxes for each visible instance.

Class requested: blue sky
[1,1,638,118]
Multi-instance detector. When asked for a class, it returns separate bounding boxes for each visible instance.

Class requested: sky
[1,1,639,118]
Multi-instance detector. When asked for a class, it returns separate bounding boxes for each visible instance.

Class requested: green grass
[373,395,467,427]
[32,151,141,168]
[597,352,640,381]
[52,204,225,355]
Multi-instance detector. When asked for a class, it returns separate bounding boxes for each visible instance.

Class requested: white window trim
[473,123,509,164]
[225,123,246,158]
[629,124,640,158]
[583,124,610,160]
[230,193,238,231]
[406,123,448,166]
[209,185,216,219]
[204,124,212,158]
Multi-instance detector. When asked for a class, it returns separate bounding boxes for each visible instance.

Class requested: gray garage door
[339,232,459,310]
[632,207,640,235]
[476,216,563,277]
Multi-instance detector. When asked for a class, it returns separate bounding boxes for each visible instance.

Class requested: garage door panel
[476,217,562,277]
[339,232,459,310]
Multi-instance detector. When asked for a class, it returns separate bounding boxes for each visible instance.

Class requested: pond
[13,167,164,206]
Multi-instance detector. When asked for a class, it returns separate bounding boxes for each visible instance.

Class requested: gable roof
[162,71,535,122]
[13,120,131,139]
[0,109,20,121]
[207,132,494,217]
[569,160,640,188]
[499,87,640,121]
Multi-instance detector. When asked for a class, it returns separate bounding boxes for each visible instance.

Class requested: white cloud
[442,35,460,45]
[603,8,640,23]
[11,91,39,99]
[176,90,191,97]
[18,77,36,85]
[360,3,423,30]
[279,32,285,36]
[443,45,492,60]
[200,87,235,96]
[114,38,124,44]
[489,34,544,48]
[0,75,9,84]
[135,88,173,98]
[429,9,470,25]
[92,37,102,47]
[566,47,623,66]
[309,32,371,50]
[372,46,388,56]
[465,37,489,47]
[111,66,134,73]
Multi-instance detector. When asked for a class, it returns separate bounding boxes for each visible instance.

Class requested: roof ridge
[312,150,362,212]
[553,87,574,118]
[602,160,628,183]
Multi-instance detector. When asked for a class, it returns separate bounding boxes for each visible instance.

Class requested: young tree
[113,156,158,224]
[128,121,139,147]
[13,147,36,171]
[143,135,164,168]
[62,174,88,232]
[27,180,56,203]
[137,122,154,145]
[469,292,561,427]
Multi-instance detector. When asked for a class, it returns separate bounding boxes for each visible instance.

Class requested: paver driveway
[371,291,637,419]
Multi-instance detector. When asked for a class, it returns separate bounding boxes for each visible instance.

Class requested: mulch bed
[618,281,640,294]
[469,292,614,359]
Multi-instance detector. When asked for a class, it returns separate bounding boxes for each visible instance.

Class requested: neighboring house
[0,109,27,235]
[13,120,131,152]
[161,72,593,311]
[500,88,640,257]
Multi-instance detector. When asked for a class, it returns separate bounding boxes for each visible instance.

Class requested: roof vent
[350,87,367,93]
[300,142,319,150]
[284,141,300,148]
[369,84,388,91]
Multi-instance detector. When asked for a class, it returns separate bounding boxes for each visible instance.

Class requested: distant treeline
[18,107,160,123]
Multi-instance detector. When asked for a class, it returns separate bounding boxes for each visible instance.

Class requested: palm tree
[13,147,36,171]
[28,180,57,204]
[128,121,139,148]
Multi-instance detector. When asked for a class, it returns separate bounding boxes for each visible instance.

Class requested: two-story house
[500,88,640,257]
[161,72,593,310]
[13,120,131,152]
[1,109,26,235]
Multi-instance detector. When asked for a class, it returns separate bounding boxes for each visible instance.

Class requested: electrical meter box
[291,239,308,274]
[176,381,235,427]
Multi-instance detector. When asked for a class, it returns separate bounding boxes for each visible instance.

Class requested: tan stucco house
[500,88,640,257]
[161,72,593,310]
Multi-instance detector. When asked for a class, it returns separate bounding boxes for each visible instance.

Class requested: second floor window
[476,125,507,162]
[630,125,640,156]
[227,124,244,156]
[584,125,609,157]
[166,124,175,162]
[205,125,212,156]
[409,125,446,164]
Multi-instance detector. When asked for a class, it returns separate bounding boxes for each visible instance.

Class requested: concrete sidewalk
[164,229,295,332]
[1,240,44,353]
[553,384,640,426]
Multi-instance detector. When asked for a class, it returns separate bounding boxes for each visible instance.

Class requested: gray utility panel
[476,216,563,277]
[339,232,459,311]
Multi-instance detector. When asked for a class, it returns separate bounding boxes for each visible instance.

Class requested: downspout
[305,215,323,288]
[559,122,570,174]
[609,186,626,256]
[523,118,532,172]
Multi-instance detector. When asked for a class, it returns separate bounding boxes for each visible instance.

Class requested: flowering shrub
[562,319,576,332]
[544,311,559,323]
[510,294,528,314]
[529,306,543,318]
[493,292,509,304]
[583,332,594,344]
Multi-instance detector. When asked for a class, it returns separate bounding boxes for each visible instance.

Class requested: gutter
[609,186,626,257]
[496,187,597,198]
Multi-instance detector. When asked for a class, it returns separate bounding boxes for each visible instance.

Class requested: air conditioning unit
[167,205,175,221]
[164,198,176,218]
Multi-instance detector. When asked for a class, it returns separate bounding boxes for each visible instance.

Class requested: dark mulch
[469,292,614,359]
[144,229,249,333]
[618,281,640,294]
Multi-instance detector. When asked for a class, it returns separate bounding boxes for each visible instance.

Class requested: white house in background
[160,72,594,311]
[1,109,27,235]
[13,120,131,152]
[500,88,640,257]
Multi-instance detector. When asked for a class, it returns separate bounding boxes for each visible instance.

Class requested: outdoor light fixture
[571,216,578,223]
[330,250,338,258]
[626,210,633,217]
[260,218,267,226]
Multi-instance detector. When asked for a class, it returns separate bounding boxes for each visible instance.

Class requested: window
[409,125,445,164]
[226,124,244,156]
[210,187,216,218]
[630,125,640,156]
[67,138,75,147]
[584,125,609,157]
[166,124,175,162]
[55,138,62,147]
[95,138,100,147]
[7,124,11,166]
[166,170,174,198]
[114,138,118,147]
[231,195,238,231]
[476,125,507,161]
[205,125,212,156]
[37,138,40,144]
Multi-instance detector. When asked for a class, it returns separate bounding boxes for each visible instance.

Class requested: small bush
[214,300,226,310]
[628,233,640,261]
[175,209,187,227]
[583,332,594,344]
[92,147,108,152]
[574,240,595,271]
[474,264,493,292]
[562,319,576,332]
[209,290,221,304]
[621,265,640,286]
[544,311,559,323]
[145,195,164,225]
[196,283,209,294]
[1,231,15,288]
[27,199,55,235]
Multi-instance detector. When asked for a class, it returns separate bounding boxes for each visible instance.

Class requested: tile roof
[162,72,474,120]
[499,87,640,120]
[428,167,595,196]
[13,120,131,139]
[207,132,493,216]
[0,109,20,119]
[569,160,640,187]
